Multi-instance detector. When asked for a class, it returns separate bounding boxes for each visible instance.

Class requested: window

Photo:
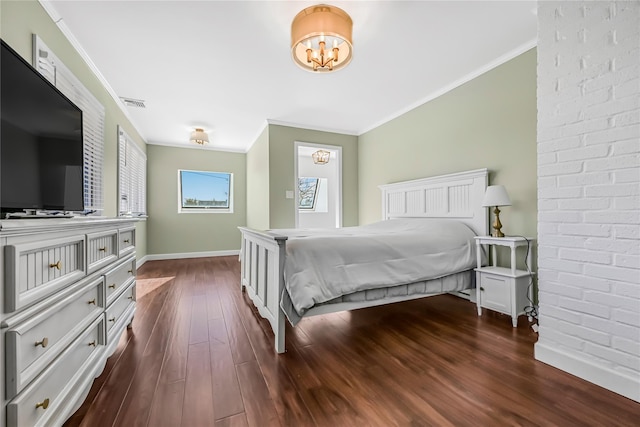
[298,177,319,209]
[33,35,105,214]
[298,177,328,212]
[118,127,147,216]
[179,170,232,213]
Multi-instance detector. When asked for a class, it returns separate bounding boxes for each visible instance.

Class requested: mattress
[275,218,481,325]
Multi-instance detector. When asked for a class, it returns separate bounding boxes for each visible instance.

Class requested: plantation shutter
[118,127,147,216]
[33,35,105,214]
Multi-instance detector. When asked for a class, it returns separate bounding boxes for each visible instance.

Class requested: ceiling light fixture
[291,4,353,72]
[312,149,330,165]
[190,128,209,145]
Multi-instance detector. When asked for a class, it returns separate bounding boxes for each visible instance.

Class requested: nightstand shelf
[474,236,534,327]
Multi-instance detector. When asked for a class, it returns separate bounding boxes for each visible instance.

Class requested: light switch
[285,191,294,199]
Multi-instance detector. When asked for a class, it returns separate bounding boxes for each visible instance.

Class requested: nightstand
[474,236,534,327]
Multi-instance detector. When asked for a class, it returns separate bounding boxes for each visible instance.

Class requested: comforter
[277,218,479,324]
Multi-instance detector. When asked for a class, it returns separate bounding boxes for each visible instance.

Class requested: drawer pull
[88,298,96,305]
[128,296,133,300]
[88,340,96,347]
[35,337,49,348]
[98,247,107,252]
[123,239,130,243]
[128,270,133,274]
[49,260,62,270]
[109,317,116,323]
[480,287,485,291]
[109,284,116,289]
[35,398,50,410]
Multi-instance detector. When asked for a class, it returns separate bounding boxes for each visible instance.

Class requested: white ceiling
[44,0,537,152]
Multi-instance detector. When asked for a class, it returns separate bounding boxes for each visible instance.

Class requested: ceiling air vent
[120,97,146,108]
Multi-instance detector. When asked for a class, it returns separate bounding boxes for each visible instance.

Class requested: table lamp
[482,185,511,237]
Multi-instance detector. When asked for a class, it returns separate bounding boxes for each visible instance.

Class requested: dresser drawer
[104,255,136,305]
[4,234,86,312]
[86,229,118,274]
[6,316,105,427]
[106,281,135,339]
[479,272,510,314]
[5,275,105,398]
[118,226,136,257]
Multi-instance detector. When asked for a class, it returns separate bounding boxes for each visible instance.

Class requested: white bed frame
[238,168,488,353]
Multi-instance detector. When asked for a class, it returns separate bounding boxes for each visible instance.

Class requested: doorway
[294,142,342,229]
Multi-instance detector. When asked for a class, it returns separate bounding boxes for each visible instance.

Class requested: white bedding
[275,218,479,323]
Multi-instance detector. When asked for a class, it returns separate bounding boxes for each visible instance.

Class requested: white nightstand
[474,236,534,327]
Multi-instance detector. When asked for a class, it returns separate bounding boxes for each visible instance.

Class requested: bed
[238,168,489,353]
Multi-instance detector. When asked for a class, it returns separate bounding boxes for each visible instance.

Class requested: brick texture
[537,0,640,391]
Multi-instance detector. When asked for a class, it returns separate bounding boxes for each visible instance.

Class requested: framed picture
[298,177,319,209]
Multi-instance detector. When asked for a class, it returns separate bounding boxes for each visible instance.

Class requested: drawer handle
[98,247,107,252]
[123,239,130,243]
[128,270,133,274]
[480,287,485,291]
[109,317,116,323]
[88,340,96,347]
[88,298,96,305]
[109,284,116,289]
[49,261,62,270]
[128,296,133,300]
[35,337,49,348]
[35,398,50,410]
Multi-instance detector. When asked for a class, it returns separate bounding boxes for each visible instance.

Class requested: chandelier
[291,4,353,72]
[312,149,330,165]
[190,128,209,145]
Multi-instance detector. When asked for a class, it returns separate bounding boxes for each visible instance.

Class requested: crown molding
[38,0,148,143]
[146,139,246,154]
[358,38,538,135]
[266,119,359,137]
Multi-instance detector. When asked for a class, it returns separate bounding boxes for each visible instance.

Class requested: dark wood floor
[64,256,640,427]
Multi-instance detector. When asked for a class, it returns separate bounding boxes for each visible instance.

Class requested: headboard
[378,168,489,236]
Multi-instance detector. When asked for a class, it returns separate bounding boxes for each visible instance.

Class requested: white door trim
[293,141,343,229]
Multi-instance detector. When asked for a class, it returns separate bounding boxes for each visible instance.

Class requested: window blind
[33,35,105,214]
[118,127,147,216]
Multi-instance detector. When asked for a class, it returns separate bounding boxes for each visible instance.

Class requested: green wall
[358,49,538,240]
[1,0,148,259]
[246,125,270,230]
[146,145,246,255]
[267,124,359,229]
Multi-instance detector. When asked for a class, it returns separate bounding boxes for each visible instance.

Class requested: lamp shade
[291,4,353,72]
[190,128,209,145]
[482,185,511,207]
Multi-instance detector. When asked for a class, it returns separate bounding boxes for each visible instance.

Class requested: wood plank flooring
[65,257,640,427]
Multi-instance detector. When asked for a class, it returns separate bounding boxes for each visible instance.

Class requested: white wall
[298,153,339,228]
[536,1,640,402]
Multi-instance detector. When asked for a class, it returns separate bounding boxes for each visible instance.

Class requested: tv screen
[1,39,84,214]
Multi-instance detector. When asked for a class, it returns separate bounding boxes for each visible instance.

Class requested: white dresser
[0,218,138,427]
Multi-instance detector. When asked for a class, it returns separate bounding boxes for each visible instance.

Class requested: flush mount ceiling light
[312,149,330,165]
[190,128,209,145]
[291,4,353,72]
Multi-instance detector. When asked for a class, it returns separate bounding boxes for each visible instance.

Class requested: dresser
[0,218,138,427]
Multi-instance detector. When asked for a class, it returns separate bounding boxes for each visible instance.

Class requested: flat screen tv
[1,39,84,215]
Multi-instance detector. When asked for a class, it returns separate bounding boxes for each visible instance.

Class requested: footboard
[238,227,287,353]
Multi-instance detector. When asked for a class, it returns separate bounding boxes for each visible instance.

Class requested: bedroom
[0,1,638,426]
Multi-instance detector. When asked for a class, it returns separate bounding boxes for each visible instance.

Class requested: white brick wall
[536,1,640,402]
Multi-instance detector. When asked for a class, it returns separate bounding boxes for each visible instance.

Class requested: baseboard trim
[144,250,240,262]
[136,255,149,269]
[535,341,640,403]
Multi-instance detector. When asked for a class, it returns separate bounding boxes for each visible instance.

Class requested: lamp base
[492,206,505,238]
